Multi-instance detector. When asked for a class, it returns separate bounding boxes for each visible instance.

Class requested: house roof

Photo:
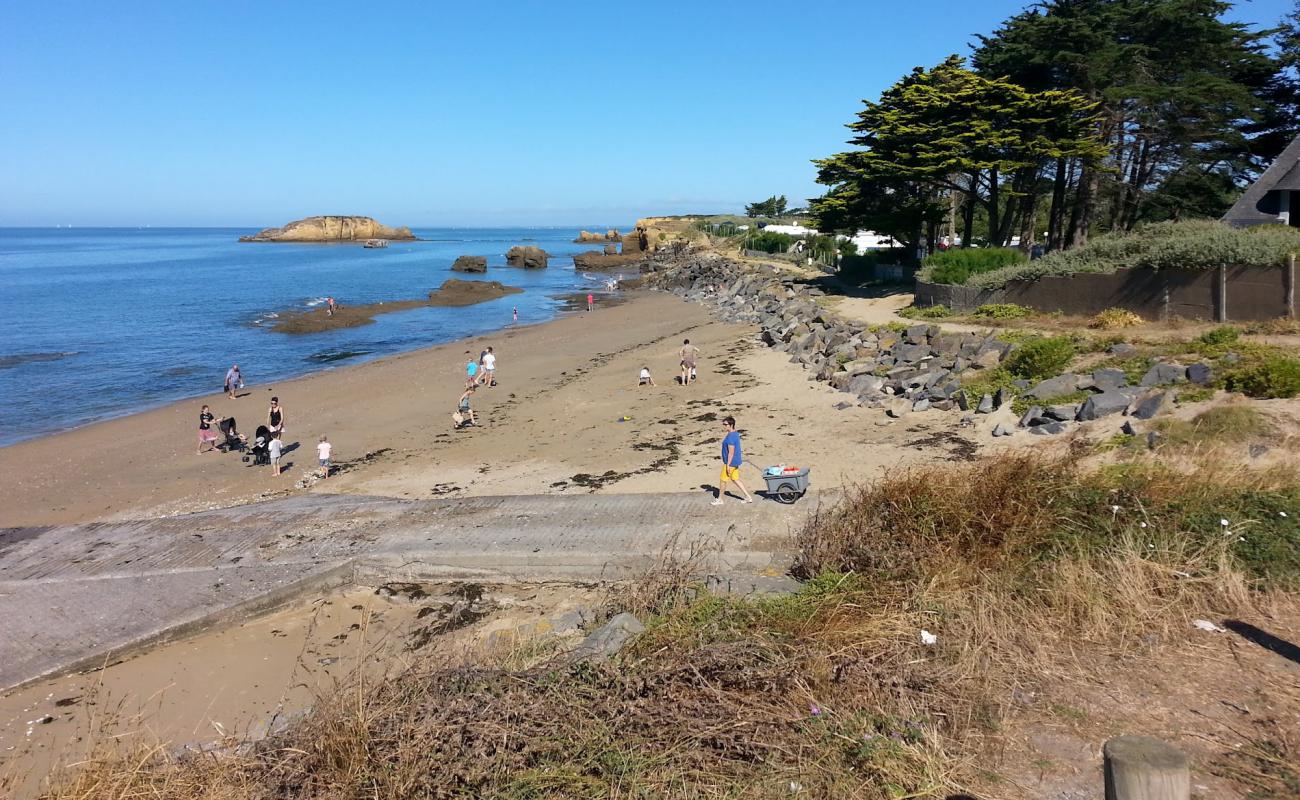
[1223,134,1300,226]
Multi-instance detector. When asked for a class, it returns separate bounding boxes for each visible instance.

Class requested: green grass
[972,303,1034,319]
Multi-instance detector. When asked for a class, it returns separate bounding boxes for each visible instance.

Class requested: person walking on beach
[679,339,699,386]
[224,364,242,399]
[269,433,283,476]
[482,347,497,387]
[267,396,285,438]
[197,404,219,454]
[587,293,594,312]
[317,435,332,479]
[465,357,479,388]
[713,416,753,505]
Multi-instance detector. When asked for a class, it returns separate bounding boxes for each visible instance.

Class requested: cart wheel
[775,483,800,504]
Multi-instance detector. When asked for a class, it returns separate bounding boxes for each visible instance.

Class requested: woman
[267,396,286,438]
[197,404,219,454]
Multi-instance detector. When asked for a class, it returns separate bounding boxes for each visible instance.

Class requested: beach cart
[761,466,811,504]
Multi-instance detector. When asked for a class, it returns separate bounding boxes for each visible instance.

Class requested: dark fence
[915,257,1297,321]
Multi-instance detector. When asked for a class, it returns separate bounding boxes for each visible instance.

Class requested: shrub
[972,303,1033,319]
[1002,336,1076,380]
[898,304,950,319]
[1196,325,1241,348]
[1226,355,1300,399]
[1089,308,1144,329]
[919,247,1027,285]
[958,220,1300,290]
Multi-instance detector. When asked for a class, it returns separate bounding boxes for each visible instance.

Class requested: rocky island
[270,279,521,334]
[239,216,417,243]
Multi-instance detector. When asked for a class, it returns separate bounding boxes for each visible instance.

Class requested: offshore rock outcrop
[239,216,417,242]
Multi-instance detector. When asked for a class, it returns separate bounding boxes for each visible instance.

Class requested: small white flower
[1139,522,1148,528]
[1280,511,1289,518]
[920,629,938,646]
[1111,505,1121,513]
[1239,536,1246,542]
[1220,519,1230,527]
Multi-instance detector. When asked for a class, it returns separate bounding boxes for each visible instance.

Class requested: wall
[915,260,1296,322]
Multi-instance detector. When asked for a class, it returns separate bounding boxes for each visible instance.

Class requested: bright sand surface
[0,290,996,528]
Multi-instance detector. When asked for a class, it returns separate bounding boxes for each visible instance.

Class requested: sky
[1,0,1294,227]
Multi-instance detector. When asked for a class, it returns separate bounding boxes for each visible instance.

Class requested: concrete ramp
[0,491,816,691]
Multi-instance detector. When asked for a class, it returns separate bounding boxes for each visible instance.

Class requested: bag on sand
[452,411,465,426]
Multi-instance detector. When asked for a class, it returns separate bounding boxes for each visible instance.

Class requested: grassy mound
[921,221,1300,289]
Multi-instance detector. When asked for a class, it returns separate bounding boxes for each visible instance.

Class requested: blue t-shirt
[721,430,742,467]
[466,361,478,377]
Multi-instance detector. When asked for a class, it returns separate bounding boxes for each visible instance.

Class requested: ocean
[0,226,630,446]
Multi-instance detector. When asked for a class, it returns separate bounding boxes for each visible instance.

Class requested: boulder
[1129,390,1173,420]
[1026,374,1079,400]
[1091,368,1128,392]
[1045,404,1078,422]
[506,245,549,269]
[976,393,995,414]
[239,215,417,242]
[992,423,1014,437]
[1029,421,1067,435]
[904,324,930,344]
[1187,362,1213,385]
[912,398,931,412]
[603,243,618,255]
[1140,363,1187,387]
[451,255,487,273]
[1110,342,1136,356]
[1018,405,1044,428]
[849,375,884,396]
[567,613,645,662]
[895,343,931,363]
[1077,390,1132,420]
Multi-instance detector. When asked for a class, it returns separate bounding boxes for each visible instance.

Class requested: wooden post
[1286,254,1296,319]
[1104,736,1189,800]
[1216,264,1228,323]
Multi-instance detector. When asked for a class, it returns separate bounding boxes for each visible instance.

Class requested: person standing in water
[512,306,518,324]
[587,293,594,312]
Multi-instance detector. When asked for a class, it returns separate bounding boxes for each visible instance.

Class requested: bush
[918,247,1027,285]
[898,304,951,319]
[958,220,1300,290]
[1003,336,1076,380]
[1089,308,1144,329]
[972,303,1033,319]
[1226,355,1300,398]
[1196,325,1241,348]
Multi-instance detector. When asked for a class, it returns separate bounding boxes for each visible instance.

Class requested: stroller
[218,417,247,453]
[244,425,272,465]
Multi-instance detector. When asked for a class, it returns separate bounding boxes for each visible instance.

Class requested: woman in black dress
[267,396,286,438]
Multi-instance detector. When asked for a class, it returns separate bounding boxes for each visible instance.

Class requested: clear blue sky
[1,0,1292,227]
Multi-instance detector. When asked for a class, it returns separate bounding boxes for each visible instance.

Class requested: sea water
[0,227,630,445]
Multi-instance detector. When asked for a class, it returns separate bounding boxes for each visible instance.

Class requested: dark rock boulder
[1026,374,1079,400]
[1077,390,1132,420]
[1140,363,1187,387]
[451,255,487,273]
[506,245,549,269]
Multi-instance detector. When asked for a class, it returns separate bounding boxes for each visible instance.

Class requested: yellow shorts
[720,465,741,482]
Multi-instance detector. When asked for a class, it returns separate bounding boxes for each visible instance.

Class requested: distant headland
[239,216,417,243]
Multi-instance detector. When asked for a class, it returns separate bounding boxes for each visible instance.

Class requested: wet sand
[0,289,996,528]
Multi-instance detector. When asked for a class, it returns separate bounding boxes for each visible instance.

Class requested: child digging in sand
[317,435,332,479]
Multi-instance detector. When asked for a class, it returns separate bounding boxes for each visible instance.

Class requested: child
[638,366,655,387]
[269,433,283,476]
[317,435,332,479]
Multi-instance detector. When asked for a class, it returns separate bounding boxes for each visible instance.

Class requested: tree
[744,195,788,217]
[973,0,1279,239]
[811,56,1103,256]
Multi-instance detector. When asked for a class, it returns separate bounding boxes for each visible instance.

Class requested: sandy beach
[0,289,995,528]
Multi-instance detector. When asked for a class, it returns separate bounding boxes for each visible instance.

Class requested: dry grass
[29,454,1300,800]
[1088,308,1144,330]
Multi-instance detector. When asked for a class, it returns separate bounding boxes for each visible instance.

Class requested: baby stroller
[244,425,272,465]
[218,417,246,453]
